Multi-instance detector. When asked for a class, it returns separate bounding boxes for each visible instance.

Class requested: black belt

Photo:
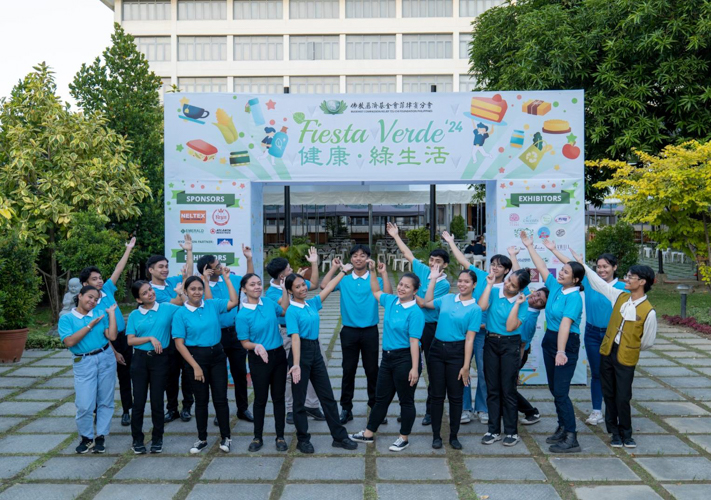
[135,349,166,357]
[383,347,410,355]
[76,343,111,357]
[221,326,236,334]
[486,331,520,339]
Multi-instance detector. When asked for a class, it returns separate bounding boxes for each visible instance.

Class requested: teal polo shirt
[171,299,228,347]
[208,274,242,329]
[58,308,109,355]
[380,293,425,351]
[126,302,180,351]
[236,297,284,351]
[266,279,311,326]
[285,296,322,340]
[335,272,383,328]
[583,276,628,328]
[485,287,528,336]
[94,278,125,333]
[432,294,482,342]
[151,275,183,304]
[413,260,450,323]
[544,274,583,334]
[522,308,542,350]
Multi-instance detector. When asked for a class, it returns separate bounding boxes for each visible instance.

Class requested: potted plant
[267,243,312,280]
[0,230,42,363]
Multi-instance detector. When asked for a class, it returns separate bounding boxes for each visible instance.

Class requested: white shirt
[583,264,657,350]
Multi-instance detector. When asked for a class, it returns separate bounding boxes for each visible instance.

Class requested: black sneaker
[164,410,179,423]
[180,407,192,422]
[332,438,358,450]
[248,438,263,452]
[546,426,565,444]
[382,417,388,424]
[481,433,502,445]
[432,438,443,449]
[503,434,520,447]
[275,437,288,451]
[286,412,294,425]
[397,415,402,423]
[190,439,208,454]
[449,438,463,450]
[93,435,106,454]
[150,439,163,454]
[121,412,131,426]
[388,437,409,452]
[75,436,93,454]
[421,414,432,426]
[297,440,315,454]
[237,410,254,422]
[219,437,232,453]
[521,413,541,425]
[623,437,637,448]
[132,440,147,454]
[339,409,353,424]
[349,431,374,444]
[306,407,326,421]
[610,435,623,448]
[213,416,219,426]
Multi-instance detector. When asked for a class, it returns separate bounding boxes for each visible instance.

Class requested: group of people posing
[57,222,657,455]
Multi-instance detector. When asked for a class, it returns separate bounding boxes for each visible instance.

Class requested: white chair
[321,252,335,272]
[398,259,412,272]
[472,255,486,270]
[671,251,685,264]
[643,247,653,259]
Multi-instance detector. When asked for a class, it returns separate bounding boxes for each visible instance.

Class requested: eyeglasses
[624,274,640,281]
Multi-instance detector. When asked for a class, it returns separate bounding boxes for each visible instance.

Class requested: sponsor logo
[541,214,552,224]
[210,228,231,235]
[217,238,233,247]
[173,191,240,208]
[556,229,566,237]
[509,213,520,222]
[513,228,536,238]
[192,239,213,244]
[506,191,572,207]
[555,214,571,225]
[523,215,539,224]
[180,228,204,234]
[547,268,557,278]
[537,227,551,239]
[212,208,230,226]
[529,269,541,283]
[180,210,206,224]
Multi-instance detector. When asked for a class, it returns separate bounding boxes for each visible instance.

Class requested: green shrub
[406,227,436,249]
[267,244,311,272]
[450,215,468,240]
[586,222,638,278]
[292,236,311,246]
[0,230,42,330]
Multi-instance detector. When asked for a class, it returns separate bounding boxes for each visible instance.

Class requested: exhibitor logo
[210,228,231,235]
[555,215,572,225]
[180,210,206,224]
[506,190,573,207]
[212,208,230,226]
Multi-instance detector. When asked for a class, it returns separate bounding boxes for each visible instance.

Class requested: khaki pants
[281,327,320,411]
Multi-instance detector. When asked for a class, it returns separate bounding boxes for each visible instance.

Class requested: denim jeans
[585,323,607,411]
[73,346,117,439]
[541,329,580,433]
[462,330,487,413]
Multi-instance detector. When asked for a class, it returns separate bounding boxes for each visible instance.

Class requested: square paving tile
[376,456,450,480]
[473,484,561,500]
[633,388,685,401]
[230,435,292,455]
[280,484,362,500]
[0,455,40,479]
[114,456,201,480]
[630,417,666,434]
[0,434,70,454]
[639,401,709,416]
[623,435,698,455]
[377,484,458,500]
[10,367,65,377]
[465,457,546,480]
[632,378,663,389]
[637,358,677,367]
[687,434,711,453]
[697,367,711,375]
[0,401,54,416]
[37,378,75,389]
[0,378,35,388]
[663,417,711,433]
[676,358,711,367]
[289,457,364,480]
[187,484,271,500]
[677,388,711,400]
[15,417,78,434]
[374,434,445,455]
[663,484,711,500]
[459,435,531,455]
[201,456,284,480]
[550,457,640,481]
[13,389,74,401]
[0,417,23,433]
[635,456,711,480]
[306,434,365,455]
[0,484,87,500]
[0,388,15,398]
[575,485,662,500]
[27,358,69,367]
[27,456,118,479]
[531,434,612,455]
[526,417,592,434]
[661,376,711,388]
[94,484,182,500]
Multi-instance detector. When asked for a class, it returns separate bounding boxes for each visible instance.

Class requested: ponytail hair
[459,269,478,284]
[239,273,261,311]
[567,262,585,291]
[400,272,421,291]
[284,273,303,292]
[510,269,531,291]
[131,280,151,308]
[74,285,99,307]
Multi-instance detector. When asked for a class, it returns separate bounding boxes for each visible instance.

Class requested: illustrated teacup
[183,104,210,119]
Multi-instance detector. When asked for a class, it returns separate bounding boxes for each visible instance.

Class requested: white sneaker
[388,437,410,452]
[460,411,471,424]
[478,412,489,424]
[586,410,604,425]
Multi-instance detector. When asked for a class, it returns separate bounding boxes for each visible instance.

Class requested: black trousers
[249,346,287,440]
[221,326,250,414]
[484,333,521,436]
[340,325,380,411]
[516,346,537,417]
[130,349,169,443]
[601,343,636,439]
[111,330,133,413]
[428,339,465,440]
[367,348,421,436]
[290,339,348,443]
[542,329,580,433]
[420,322,437,416]
[184,344,230,441]
[166,339,194,413]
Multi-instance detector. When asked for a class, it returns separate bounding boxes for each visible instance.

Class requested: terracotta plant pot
[0,328,29,363]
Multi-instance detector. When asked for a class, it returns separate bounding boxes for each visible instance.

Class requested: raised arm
[318,263,350,302]
[368,260,384,303]
[576,252,623,304]
[278,278,290,314]
[477,273,495,311]
[506,293,526,332]
[242,244,254,274]
[202,269,214,300]
[110,237,136,285]
[221,267,240,310]
[104,304,118,342]
[378,260,393,294]
[386,222,415,263]
[521,231,549,282]
[179,234,194,277]
[319,257,341,289]
[169,280,187,306]
[422,264,442,309]
[305,246,320,289]
[442,230,472,269]
[507,245,521,271]
[543,238,571,264]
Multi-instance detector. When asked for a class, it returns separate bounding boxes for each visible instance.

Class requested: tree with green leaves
[0,63,151,321]
[468,0,711,205]
[70,23,165,267]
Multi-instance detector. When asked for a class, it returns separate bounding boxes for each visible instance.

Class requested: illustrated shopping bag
[519,141,553,170]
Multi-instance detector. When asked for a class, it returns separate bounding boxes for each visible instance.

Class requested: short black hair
[510,269,531,291]
[184,275,204,291]
[146,255,168,273]
[131,280,151,302]
[539,287,550,299]
[284,273,304,292]
[74,285,100,307]
[196,254,217,275]
[597,253,619,277]
[349,244,371,257]
[266,258,289,280]
[429,248,450,264]
[490,254,512,273]
[628,265,655,293]
[400,272,421,291]
[459,269,478,284]
[79,266,102,285]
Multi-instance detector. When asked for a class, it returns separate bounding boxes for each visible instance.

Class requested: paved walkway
[1,293,711,499]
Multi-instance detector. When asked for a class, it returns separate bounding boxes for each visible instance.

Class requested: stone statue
[59,278,82,318]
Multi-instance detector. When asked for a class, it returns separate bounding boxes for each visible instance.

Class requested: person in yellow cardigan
[570,250,657,449]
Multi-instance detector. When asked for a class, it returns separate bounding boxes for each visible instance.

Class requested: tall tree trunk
[48,226,60,323]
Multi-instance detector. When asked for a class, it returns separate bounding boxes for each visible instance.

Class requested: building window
[122,0,171,21]
[289,0,339,19]
[159,77,172,102]
[134,37,172,61]
[459,74,477,92]
[402,34,452,59]
[346,76,396,93]
[459,0,504,17]
[459,33,472,59]
[233,0,283,19]
[290,36,339,60]
[178,0,227,20]
[402,0,452,17]
[178,36,227,61]
[179,77,228,92]
[402,75,453,92]
[234,36,283,61]
[345,0,395,18]
[345,35,395,60]
[289,76,340,94]
[234,77,284,93]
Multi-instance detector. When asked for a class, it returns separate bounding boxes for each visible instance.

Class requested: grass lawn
[648,281,711,318]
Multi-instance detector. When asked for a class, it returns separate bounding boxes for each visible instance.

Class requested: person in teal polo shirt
[386,222,450,426]
[58,286,118,455]
[285,264,358,454]
[236,273,290,452]
[421,266,481,450]
[125,280,181,454]
[171,267,239,455]
[350,262,425,452]
[522,231,584,453]
[80,236,137,427]
[478,268,531,447]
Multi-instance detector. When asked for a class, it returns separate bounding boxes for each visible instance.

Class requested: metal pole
[368,203,373,248]
[430,185,437,242]
[284,186,291,246]
[681,294,688,319]
[658,245,664,274]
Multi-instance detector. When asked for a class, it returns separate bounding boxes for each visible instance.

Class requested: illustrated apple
[562,133,581,159]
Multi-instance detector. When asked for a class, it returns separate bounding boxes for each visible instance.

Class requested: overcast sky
[0,0,114,107]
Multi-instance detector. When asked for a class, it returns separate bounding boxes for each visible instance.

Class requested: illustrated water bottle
[268,126,289,158]
[247,98,265,126]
